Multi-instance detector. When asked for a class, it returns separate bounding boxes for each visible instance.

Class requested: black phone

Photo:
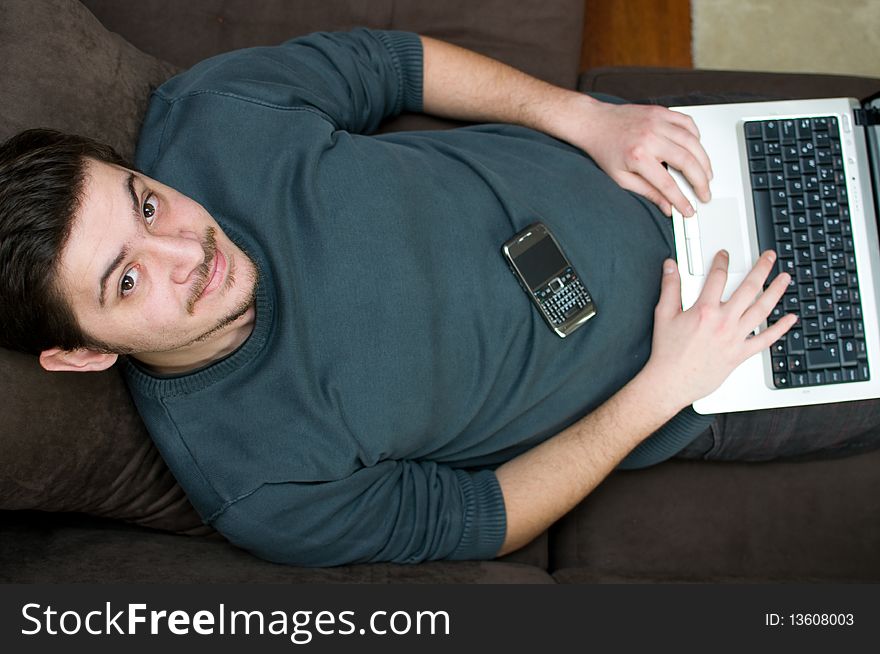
[501,222,597,337]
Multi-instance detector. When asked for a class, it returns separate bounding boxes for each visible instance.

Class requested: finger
[657,109,715,184]
[743,313,799,359]
[725,249,778,316]
[633,158,695,218]
[661,141,712,205]
[695,249,730,305]
[654,258,682,320]
[661,127,714,201]
[663,108,702,141]
[739,268,791,331]
[614,171,673,216]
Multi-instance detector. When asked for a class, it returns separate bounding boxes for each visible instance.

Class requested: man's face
[56,159,258,359]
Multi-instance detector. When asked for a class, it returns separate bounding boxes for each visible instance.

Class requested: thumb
[654,258,682,320]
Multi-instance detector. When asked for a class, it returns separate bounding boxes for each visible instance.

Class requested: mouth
[197,248,227,301]
[186,228,226,313]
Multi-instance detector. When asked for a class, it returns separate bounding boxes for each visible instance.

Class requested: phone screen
[515,236,568,290]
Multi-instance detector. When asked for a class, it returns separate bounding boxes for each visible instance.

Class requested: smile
[198,248,227,300]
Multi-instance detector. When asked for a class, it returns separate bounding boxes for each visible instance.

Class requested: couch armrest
[578,66,880,102]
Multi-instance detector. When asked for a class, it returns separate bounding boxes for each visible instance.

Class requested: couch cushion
[0,350,210,535]
[0,511,554,583]
[82,0,584,90]
[550,448,880,582]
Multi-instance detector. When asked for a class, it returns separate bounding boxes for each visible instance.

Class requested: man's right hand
[641,249,799,411]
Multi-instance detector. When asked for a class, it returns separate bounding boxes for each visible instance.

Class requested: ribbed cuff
[375,30,424,114]
[616,406,717,470]
[449,469,507,561]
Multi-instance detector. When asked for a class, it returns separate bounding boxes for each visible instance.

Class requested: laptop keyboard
[746,116,870,388]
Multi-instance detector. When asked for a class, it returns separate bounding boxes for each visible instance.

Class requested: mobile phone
[501,222,597,337]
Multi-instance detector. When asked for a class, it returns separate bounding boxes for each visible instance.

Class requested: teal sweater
[126,29,711,566]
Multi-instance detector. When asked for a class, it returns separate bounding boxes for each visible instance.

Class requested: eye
[120,265,140,297]
[142,193,158,225]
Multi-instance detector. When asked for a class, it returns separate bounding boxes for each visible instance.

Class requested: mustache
[186,226,217,315]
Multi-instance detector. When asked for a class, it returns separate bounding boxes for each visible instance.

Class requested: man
[0,30,803,565]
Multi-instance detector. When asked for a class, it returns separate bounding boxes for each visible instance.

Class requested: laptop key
[747,139,764,158]
[841,340,859,366]
[763,121,780,140]
[806,346,840,370]
[796,119,813,139]
[781,120,797,144]
[752,189,777,270]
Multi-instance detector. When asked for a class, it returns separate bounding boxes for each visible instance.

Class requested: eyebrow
[97,172,140,307]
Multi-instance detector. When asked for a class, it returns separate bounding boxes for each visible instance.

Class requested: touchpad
[698,197,749,274]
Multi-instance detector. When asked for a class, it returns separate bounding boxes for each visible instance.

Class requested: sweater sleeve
[208,461,507,566]
[151,28,423,135]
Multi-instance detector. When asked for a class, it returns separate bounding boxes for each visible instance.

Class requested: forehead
[60,160,135,302]
[81,158,130,203]
[75,159,131,226]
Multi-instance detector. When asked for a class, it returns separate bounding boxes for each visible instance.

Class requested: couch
[2,0,879,583]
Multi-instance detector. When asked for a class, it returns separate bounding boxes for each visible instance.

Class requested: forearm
[419,34,713,217]
[420,35,595,141]
[494,367,684,556]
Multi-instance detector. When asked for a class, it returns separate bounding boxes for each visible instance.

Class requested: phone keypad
[537,268,592,326]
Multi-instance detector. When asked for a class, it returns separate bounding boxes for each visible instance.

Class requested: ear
[39,347,118,372]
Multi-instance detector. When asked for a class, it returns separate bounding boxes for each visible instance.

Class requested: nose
[146,231,206,285]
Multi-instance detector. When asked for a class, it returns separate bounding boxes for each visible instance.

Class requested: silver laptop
[668,95,880,414]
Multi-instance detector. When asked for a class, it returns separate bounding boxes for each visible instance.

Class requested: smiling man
[41,160,258,374]
[0,29,830,566]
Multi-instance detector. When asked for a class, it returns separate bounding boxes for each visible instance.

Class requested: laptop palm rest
[685,197,751,301]
[697,197,749,274]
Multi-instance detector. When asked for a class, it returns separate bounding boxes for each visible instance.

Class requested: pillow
[0,0,180,160]
[0,0,209,535]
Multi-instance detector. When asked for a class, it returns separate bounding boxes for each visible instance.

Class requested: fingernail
[720,249,729,258]
[766,250,777,263]
[685,205,695,217]
[663,259,676,274]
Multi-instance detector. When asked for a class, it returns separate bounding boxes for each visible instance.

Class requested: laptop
[667,95,880,414]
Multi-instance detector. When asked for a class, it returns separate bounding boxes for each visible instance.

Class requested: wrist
[627,364,691,420]
[527,88,596,142]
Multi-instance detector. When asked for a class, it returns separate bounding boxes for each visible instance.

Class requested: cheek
[170,196,212,229]
[147,288,185,318]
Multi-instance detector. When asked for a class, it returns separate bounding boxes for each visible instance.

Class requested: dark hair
[0,128,131,355]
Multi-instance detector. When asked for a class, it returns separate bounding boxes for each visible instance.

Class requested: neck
[133,304,257,375]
